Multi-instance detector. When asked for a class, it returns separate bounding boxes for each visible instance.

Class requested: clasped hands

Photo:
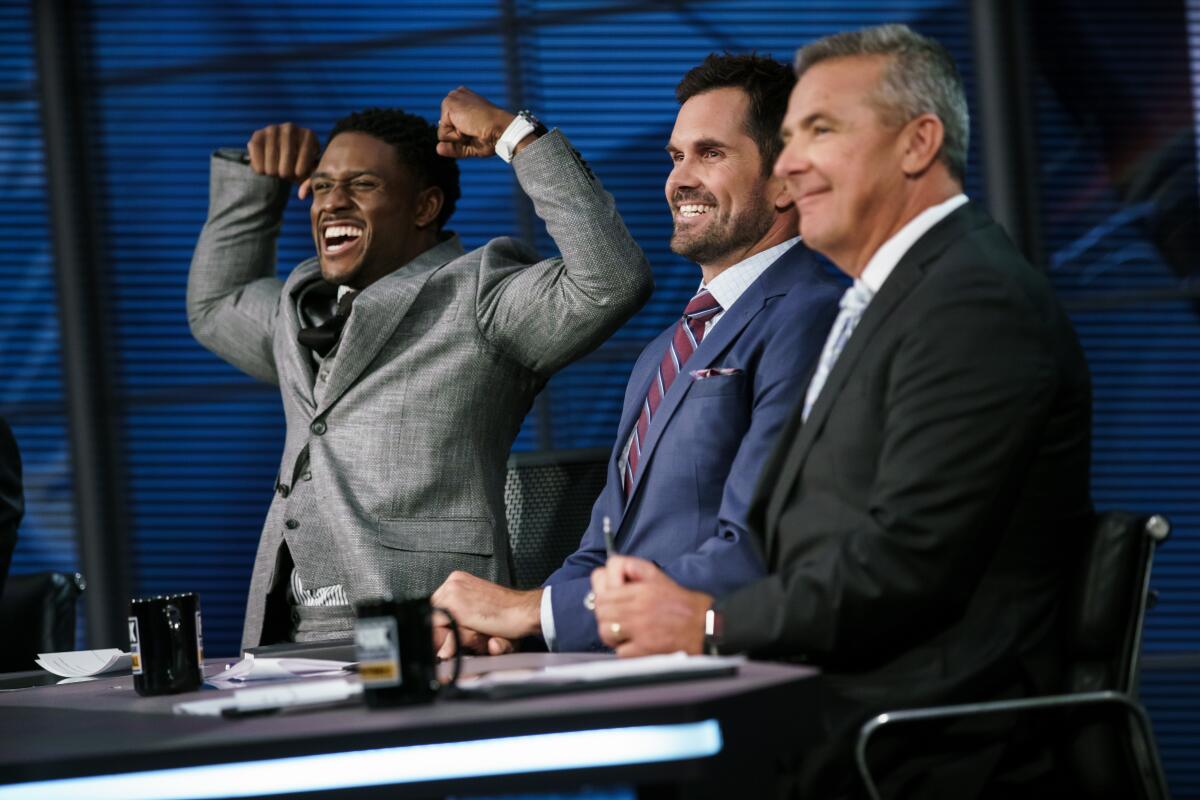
[242,87,521,198]
[430,556,711,660]
[588,556,711,658]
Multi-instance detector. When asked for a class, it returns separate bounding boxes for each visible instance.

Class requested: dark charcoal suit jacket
[718,202,1093,798]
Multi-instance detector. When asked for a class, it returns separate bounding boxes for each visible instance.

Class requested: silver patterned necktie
[802,281,875,421]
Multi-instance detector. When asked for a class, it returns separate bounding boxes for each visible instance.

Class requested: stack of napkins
[36,649,133,679]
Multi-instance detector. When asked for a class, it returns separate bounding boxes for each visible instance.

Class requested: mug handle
[433,606,463,688]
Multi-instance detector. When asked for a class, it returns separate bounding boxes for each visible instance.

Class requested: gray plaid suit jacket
[187,131,652,649]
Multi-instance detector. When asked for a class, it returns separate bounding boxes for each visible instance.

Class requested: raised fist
[247,123,320,198]
[436,87,517,159]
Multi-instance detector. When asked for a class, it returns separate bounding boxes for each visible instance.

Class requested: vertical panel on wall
[523,0,982,448]
[0,6,80,588]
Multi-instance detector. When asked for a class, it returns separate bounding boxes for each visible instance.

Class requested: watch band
[495,110,547,163]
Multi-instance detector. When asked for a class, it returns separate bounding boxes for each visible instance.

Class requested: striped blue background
[0,1,1195,794]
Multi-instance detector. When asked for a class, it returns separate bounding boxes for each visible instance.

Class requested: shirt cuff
[540,584,558,651]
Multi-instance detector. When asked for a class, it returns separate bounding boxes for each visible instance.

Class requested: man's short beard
[670,195,776,267]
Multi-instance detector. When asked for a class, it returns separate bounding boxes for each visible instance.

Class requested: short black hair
[328,108,460,230]
[675,53,795,175]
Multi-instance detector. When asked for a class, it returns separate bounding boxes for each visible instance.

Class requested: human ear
[414,186,445,228]
[768,174,795,212]
[900,113,944,176]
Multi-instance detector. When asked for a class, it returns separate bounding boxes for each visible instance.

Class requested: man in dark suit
[431,54,842,654]
[590,24,1092,797]
[0,417,22,602]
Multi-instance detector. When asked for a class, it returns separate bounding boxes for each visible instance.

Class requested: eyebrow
[664,137,732,153]
[799,112,832,130]
[309,170,380,180]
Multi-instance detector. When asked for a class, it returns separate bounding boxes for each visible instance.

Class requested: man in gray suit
[188,88,652,650]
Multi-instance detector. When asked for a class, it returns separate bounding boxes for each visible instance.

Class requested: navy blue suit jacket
[543,243,843,651]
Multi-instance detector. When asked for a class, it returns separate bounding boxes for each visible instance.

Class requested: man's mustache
[671,190,719,207]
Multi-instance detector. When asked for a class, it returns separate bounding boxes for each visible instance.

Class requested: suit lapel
[762,204,982,553]
[316,236,465,415]
[611,326,671,520]
[626,245,809,502]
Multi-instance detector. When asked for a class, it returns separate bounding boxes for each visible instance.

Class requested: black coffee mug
[128,593,204,696]
[354,597,461,707]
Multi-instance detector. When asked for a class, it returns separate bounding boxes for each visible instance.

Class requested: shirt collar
[701,237,801,311]
[859,194,968,294]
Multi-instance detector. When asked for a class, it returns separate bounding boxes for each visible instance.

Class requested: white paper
[456,652,744,690]
[206,654,351,689]
[35,649,132,678]
[175,677,362,716]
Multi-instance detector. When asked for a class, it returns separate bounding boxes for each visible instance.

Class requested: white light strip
[0,720,722,800]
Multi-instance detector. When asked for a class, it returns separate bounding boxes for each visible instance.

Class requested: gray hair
[794,24,969,182]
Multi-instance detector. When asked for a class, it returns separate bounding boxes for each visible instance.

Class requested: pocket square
[690,367,743,380]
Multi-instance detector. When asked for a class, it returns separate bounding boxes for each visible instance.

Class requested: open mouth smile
[322,222,364,256]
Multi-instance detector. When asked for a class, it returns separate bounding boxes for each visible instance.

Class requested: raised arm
[436,87,653,375]
[187,123,319,384]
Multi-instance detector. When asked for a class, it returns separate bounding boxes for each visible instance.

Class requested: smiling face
[309,131,427,289]
[774,55,916,275]
[665,87,784,275]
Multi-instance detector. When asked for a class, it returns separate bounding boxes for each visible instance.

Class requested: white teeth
[324,224,362,241]
[678,204,714,217]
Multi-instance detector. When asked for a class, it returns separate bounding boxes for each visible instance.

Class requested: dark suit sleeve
[542,487,614,651]
[719,266,1062,662]
[0,417,23,599]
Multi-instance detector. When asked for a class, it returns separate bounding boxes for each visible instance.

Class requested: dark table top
[0,653,821,798]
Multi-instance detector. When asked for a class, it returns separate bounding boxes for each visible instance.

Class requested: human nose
[318,181,352,211]
[773,138,808,180]
[665,157,698,200]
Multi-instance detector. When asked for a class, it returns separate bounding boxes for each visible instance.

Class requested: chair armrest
[855,691,1167,800]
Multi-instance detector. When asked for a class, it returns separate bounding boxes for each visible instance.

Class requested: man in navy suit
[432,54,842,654]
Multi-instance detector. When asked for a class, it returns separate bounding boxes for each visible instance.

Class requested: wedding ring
[583,591,596,611]
[610,621,621,638]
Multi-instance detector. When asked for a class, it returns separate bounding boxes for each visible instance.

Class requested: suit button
[310,420,327,436]
[285,519,299,530]
[301,472,312,482]
[277,484,290,498]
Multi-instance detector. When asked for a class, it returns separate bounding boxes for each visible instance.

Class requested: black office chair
[0,571,86,672]
[856,512,1171,800]
[504,448,609,590]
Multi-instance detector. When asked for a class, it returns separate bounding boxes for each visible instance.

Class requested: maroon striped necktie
[624,289,722,496]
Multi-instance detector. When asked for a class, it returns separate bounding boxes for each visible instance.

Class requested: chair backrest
[0,571,86,672]
[504,448,609,590]
[1064,511,1170,695]
[1061,511,1170,798]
